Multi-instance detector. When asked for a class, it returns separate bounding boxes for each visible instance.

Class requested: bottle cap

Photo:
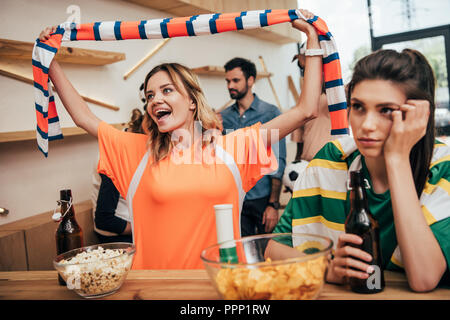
[60,189,72,201]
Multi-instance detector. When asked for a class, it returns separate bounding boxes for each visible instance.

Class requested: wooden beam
[258,56,282,111]
[287,75,299,101]
[0,38,125,65]
[123,39,171,80]
[0,123,126,143]
[0,59,120,111]
[192,65,272,79]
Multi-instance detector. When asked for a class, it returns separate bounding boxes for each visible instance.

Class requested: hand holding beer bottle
[326,171,385,293]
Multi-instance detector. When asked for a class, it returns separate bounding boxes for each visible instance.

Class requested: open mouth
[154,108,172,121]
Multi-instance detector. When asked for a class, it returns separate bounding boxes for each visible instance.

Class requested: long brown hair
[142,63,223,162]
[127,108,145,134]
[347,49,436,196]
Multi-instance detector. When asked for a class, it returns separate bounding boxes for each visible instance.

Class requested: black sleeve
[94,173,127,234]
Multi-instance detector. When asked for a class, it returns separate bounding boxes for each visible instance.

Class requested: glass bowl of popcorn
[201,233,333,300]
[53,242,135,299]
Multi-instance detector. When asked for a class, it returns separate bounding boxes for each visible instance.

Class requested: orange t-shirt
[97,121,277,269]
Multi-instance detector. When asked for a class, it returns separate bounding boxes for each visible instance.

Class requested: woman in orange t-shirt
[38,10,323,269]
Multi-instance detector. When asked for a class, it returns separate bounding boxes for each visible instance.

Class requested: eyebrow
[145,83,173,94]
[350,98,401,108]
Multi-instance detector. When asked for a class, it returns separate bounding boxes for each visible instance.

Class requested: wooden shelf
[0,59,120,111]
[0,123,126,143]
[0,38,125,65]
[192,65,272,79]
[124,0,299,44]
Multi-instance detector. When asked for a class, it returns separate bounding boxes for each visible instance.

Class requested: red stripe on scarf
[330,109,349,131]
[323,59,343,83]
[215,12,241,32]
[120,21,142,39]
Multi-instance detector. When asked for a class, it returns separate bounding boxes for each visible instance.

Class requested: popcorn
[58,246,133,296]
[215,255,328,300]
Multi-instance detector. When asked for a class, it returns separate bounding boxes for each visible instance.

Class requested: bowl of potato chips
[200,233,333,300]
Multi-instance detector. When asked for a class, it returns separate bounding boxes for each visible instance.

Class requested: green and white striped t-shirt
[274,136,450,281]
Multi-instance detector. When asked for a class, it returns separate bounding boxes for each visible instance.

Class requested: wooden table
[0,270,449,300]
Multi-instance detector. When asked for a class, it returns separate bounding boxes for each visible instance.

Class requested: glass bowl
[201,233,333,300]
[53,242,135,299]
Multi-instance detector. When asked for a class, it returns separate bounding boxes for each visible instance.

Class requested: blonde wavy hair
[142,63,223,163]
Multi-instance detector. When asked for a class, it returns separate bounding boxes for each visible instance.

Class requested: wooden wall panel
[0,230,28,271]
[0,201,98,270]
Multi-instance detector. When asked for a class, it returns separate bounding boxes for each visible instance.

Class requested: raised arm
[40,27,101,137]
[260,10,322,146]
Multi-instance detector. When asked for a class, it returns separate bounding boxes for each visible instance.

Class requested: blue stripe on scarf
[35,103,48,117]
[93,22,101,40]
[318,35,328,41]
[48,134,64,141]
[259,10,271,27]
[114,21,123,40]
[34,82,49,97]
[70,27,78,41]
[37,143,48,157]
[325,79,344,89]
[36,41,57,54]
[138,20,147,39]
[323,52,339,64]
[288,9,298,21]
[235,12,247,30]
[318,33,332,41]
[328,102,347,112]
[331,128,349,135]
[37,125,48,139]
[209,13,220,34]
[48,116,60,124]
[307,16,318,24]
[186,15,198,36]
[32,59,49,74]
[160,18,171,38]
[54,26,65,35]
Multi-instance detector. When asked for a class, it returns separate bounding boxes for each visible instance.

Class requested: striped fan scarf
[32,9,348,157]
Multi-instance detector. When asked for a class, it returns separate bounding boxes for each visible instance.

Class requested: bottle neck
[60,199,75,220]
[351,186,369,211]
[349,171,369,211]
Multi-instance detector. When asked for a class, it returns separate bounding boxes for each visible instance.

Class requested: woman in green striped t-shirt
[272,49,450,292]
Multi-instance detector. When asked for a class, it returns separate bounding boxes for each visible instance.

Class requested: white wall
[0,0,301,224]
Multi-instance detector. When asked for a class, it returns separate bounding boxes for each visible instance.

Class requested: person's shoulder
[220,104,237,120]
[99,121,148,146]
[257,98,280,115]
[431,140,450,164]
[314,136,358,163]
[429,140,450,180]
[422,141,450,227]
[221,103,236,114]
